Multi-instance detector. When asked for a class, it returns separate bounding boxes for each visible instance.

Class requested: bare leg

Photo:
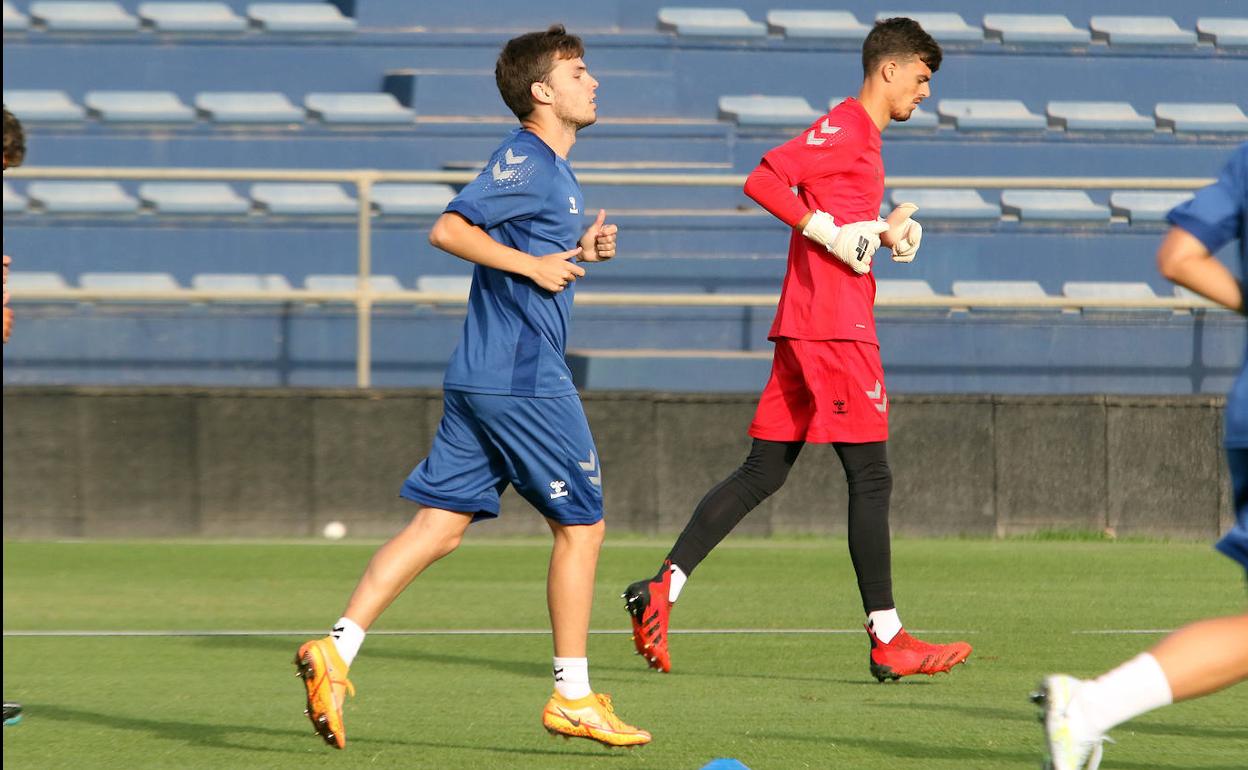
[1150,612,1248,701]
[341,507,474,629]
[546,519,605,657]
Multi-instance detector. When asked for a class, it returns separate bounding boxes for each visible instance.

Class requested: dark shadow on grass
[23,702,635,761]
[1121,720,1248,741]
[868,699,1035,723]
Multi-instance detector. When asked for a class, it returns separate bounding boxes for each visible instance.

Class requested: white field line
[2,628,981,638]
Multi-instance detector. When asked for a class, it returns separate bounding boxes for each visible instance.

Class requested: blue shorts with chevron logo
[401,390,604,525]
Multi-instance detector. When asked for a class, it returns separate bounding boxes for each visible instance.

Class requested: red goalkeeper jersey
[744,97,884,344]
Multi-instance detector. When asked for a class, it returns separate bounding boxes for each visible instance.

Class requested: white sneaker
[1033,674,1109,770]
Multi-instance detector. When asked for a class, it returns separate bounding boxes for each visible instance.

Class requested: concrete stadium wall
[2,387,1232,542]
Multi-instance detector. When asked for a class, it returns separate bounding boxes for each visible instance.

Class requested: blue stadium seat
[1001,191,1109,223]
[937,99,1046,131]
[981,14,1090,45]
[195,91,304,123]
[138,2,248,32]
[80,272,180,291]
[246,3,355,33]
[1045,101,1154,132]
[3,89,86,122]
[3,182,27,213]
[1109,191,1194,224]
[415,275,472,294]
[875,11,981,43]
[1155,103,1248,135]
[1062,281,1157,301]
[657,7,766,37]
[85,90,196,123]
[7,271,69,291]
[765,10,868,41]
[371,184,456,216]
[304,274,404,293]
[29,1,139,31]
[718,95,819,126]
[891,189,999,221]
[27,182,140,214]
[951,280,1049,304]
[1197,18,1248,48]
[3,1,29,30]
[251,183,357,215]
[139,182,251,215]
[191,273,293,292]
[1089,16,1197,47]
[304,93,413,125]
[875,279,936,299]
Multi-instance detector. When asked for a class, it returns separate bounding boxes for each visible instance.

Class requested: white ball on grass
[322,521,347,540]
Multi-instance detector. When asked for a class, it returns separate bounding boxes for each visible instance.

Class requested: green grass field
[3,537,1245,769]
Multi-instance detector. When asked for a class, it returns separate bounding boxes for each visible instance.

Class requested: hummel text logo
[549,480,569,499]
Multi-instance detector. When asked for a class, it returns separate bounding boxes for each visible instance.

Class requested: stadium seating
[246,3,355,34]
[1089,16,1198,46]
[981,14,1090,45]
[138,2,248,33]
[4,0,1246,393]
[28,1,139,32]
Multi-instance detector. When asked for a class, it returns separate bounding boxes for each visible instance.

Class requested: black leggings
[666,438,894,612]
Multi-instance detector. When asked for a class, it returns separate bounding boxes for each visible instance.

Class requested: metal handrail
[4,166,1217,386]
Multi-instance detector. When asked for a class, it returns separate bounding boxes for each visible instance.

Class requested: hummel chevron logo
[490,147,529,182]
[331,625,345,639]
[865,380,888,413]
[578,451,602,487]
[805,118,841,146]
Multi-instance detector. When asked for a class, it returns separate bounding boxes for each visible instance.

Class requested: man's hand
[579,209,617,262]
[529,247,586,293]
[802,210,888,275]
[882,203,922,263]
[2,307,11,344]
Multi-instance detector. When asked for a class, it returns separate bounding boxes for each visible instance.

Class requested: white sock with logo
[553,657,591,700]
[1074,653,1174,736]
[867,608,903,644]
[668,564,688,603]
[330,617,365,666]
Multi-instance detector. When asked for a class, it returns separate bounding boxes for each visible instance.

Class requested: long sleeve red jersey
[744,97,885,344]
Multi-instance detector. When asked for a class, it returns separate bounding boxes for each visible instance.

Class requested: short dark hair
[862,17,942,78]
[495,24,585,120]
[3,105,25,168]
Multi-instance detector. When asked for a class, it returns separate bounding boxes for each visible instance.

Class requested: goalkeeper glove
[883,203,923,263]
[801,210,889,275]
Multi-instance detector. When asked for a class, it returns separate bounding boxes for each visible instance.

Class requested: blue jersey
[441,129,584,397]
[1167,143,1248,447]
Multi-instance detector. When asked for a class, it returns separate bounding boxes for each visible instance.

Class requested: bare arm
[428,212,584,293]
[1156,226,1243,312]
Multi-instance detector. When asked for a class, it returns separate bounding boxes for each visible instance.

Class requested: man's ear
[880,60,898,83]
[530,81,554,106]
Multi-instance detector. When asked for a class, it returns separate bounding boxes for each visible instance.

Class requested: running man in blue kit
[292,25,650,750]
[1035,143,1248,770]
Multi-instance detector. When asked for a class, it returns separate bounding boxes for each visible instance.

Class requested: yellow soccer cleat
[542,691,652,748]
[294,636,355,749]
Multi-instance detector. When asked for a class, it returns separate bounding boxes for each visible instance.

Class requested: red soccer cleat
[622,563,673,673]
[866,624,972,682]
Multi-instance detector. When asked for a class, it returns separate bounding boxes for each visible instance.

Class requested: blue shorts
[1219,447,1248,579]
[400,390,603,525]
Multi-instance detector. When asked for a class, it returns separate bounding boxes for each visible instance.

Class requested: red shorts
[748,338,888,444]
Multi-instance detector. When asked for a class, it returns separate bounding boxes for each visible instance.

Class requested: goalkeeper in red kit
[623,17,972,682]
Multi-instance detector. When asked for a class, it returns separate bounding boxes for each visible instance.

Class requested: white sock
[330,617,365,667]
[867,608,903,644]
[1075,653,1174,736]
[668,564,688,603]
[553,657,591,700]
